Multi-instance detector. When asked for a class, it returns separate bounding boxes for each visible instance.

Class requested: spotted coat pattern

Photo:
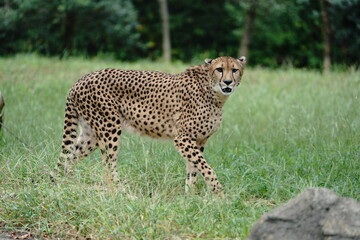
[54,56,246,193]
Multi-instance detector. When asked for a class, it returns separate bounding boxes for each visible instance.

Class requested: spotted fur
[53,56,246,193]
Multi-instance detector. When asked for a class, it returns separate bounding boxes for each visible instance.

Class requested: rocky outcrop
[247,188,360,240]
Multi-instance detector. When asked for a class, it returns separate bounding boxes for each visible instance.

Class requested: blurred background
[0,0,359,70]
[0,2,359,238]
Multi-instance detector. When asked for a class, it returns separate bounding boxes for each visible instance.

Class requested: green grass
[0,54,359,239]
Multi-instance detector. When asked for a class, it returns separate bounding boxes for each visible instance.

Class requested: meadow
[0,55,359,239]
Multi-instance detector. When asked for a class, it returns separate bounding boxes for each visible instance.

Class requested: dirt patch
[0,231,33,240]
[0,232,12,240]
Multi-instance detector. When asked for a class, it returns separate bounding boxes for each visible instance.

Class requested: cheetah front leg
[174,135,222,194]
[184,138,208,192]
[185,161,198,192]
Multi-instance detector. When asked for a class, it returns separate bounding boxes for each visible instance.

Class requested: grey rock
[247,188,360,240]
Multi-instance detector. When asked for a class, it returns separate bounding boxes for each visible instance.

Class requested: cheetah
[53,56,246,194]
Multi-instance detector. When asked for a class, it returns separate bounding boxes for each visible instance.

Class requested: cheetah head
[205,56,246,96]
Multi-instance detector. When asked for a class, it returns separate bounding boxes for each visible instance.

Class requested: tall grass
[0,55,359,239]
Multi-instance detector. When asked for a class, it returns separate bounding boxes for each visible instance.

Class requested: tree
[330,0,360,66]
[239,1,256,58]
[158,0,171,62]
[0,0,142,60]
[320,0,331,72]
[1,0,359,68]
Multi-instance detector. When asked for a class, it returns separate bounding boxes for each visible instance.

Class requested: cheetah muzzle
[53,56,246,194]
[221,87,233,94]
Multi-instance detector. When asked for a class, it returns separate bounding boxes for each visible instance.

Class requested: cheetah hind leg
[51,116,98,181]
[95,118,137,198]
[74,117,99,160]
[89,111,124,189]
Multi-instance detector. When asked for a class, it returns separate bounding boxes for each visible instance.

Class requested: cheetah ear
[204,58,213,64]
[237,56,246,64]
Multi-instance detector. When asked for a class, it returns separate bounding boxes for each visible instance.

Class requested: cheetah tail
[61,99,79,152]
[51,98,79,180]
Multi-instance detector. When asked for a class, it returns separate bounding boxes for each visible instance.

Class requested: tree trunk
[158,0,171,62]
[320,0,331,72]
[63,10,76,56]
[4,0,10,9]
[239,2,256,58]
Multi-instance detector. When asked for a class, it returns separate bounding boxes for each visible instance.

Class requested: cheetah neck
[212,91,229,107]
[185,64,229,107]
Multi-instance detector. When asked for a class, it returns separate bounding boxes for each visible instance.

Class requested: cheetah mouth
[221,87,233,95]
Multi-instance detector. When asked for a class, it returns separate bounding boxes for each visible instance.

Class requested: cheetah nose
[224,80,232,85]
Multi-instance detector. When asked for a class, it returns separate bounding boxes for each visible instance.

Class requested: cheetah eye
[216,68,223,73]
[232,69,239,73]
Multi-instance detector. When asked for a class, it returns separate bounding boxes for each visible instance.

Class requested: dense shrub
[0,0,143,60]
[0,0,359,67]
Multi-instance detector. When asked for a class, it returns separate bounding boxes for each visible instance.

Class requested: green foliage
[0,0,142,60]
[226,0,322,68]
[0,0,359,66]
[0,55,359,238]
[87,0,360,67]
[168,1,239,60]
[330,0,360,66]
